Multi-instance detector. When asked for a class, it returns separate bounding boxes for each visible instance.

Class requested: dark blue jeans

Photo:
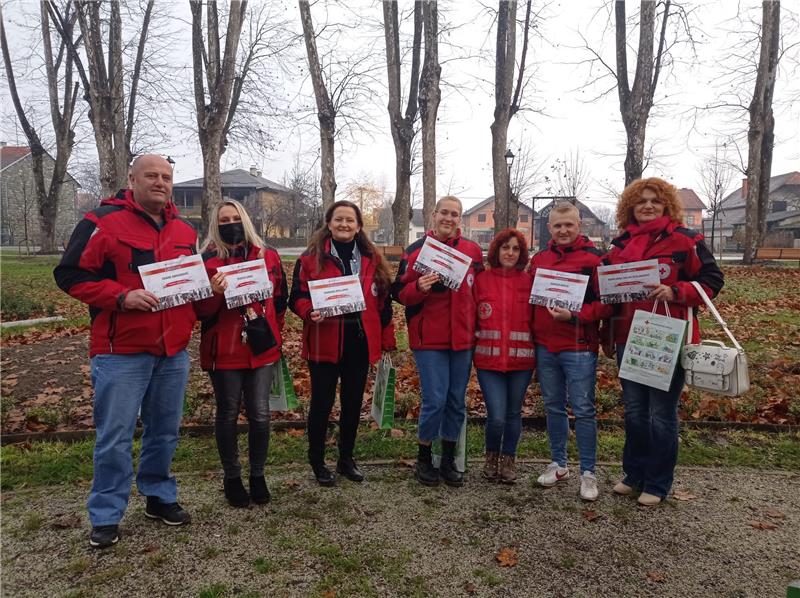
[476,369,533,455]
[617,344,685,498]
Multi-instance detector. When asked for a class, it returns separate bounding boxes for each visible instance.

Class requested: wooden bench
[755,247,800,264]
[376,245,405,261]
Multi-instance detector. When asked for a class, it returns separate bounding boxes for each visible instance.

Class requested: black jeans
[209,365,274,479]
[307,335,369,465]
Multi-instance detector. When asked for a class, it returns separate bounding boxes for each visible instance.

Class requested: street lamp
[504,149,515,229]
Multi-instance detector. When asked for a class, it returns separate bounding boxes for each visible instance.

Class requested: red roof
[678,188,706,210]
[0,145,31,171]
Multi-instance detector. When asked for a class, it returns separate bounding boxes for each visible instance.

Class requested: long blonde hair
[201,199,266,259]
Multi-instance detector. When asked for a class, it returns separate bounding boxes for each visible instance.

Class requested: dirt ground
[1,463,798,598]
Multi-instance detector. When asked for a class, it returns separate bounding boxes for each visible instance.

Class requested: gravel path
[2,464,798,597]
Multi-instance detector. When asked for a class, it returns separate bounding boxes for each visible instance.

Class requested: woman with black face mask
[195,200,288,507]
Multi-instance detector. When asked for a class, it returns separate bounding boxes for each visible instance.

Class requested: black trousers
[307,334,369,465]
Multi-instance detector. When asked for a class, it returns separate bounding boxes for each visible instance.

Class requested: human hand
[309,310,324,323]
[123,289,160,311]
[547,306,573,322]
[416,272,439,293]
[645,284,675,302]
[210,271,228,295]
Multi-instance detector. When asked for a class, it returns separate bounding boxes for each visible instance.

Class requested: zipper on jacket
[108,312,117,353]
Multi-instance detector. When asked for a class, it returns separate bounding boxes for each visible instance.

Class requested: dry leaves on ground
[646,571,666,583]
[582,509,601,522]
[672,490,698,501]
[495,547,518,567]
[748,520,779,530]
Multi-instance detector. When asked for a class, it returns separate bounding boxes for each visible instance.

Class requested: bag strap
[687,281,743,351]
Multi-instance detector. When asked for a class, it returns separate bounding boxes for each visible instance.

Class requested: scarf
[617,216,671,262]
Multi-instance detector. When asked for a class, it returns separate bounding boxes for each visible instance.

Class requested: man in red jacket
[54,155,196,549]
[529,202,609,501]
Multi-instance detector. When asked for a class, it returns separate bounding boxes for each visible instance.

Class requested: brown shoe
[482,452,499,481]
[613,481,634,496]
[498,454,517,484]
[637,492,662,507]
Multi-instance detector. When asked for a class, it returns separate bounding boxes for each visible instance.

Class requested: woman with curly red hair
[473,228,535,483]
[605,177,724,506]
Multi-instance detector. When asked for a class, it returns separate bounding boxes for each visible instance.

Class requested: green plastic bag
[269,356,299,412]
[371,354,396,429]
[432,416,467,473]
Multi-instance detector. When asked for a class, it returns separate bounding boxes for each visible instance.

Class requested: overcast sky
[2,0,798,214]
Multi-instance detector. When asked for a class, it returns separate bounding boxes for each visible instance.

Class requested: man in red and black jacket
[529,202,610,502]
[54,155,195,549]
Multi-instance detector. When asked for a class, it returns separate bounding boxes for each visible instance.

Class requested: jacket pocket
[119,235,156,272]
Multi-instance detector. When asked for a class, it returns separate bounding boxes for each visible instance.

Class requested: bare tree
[383,0,422,245]
[743,1,781,264]
[592,204,617,226]
[545,150,591,200]
[190,0,248,238]
[698,140,734,256]
[1,1,79,253]
[418,0,440,231]
[508,138,545,208]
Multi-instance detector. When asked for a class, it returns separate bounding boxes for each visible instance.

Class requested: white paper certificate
[618,309,687,391]
[138,254,212,311]
[597,259,660,304]
[529,268,589,312]
[217,259,273,309]
[308,275,366,317]
[411,236,471,290]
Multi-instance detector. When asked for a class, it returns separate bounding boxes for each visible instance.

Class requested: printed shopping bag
[371,354,396,429]
[619,307,687,392]
[269,356,299,411]
[432,416,468,473]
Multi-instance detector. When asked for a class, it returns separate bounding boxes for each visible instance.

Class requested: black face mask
[219,222,245,245]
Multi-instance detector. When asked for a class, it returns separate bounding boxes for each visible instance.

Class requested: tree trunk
[743,1,780,264]
[418,1,440,232]
[491,0,516,234]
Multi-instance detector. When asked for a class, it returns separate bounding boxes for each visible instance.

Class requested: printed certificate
[138,254,212,311]
[218,259,273,309]
[308,275,366,317]
[529,268,589,312]
[597,259,660,304]
[618,309,687,391]
[411,236,471,290]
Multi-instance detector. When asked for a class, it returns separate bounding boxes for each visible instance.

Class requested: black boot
[414,443,440,486]
[440,440,464,487]
[249,475,271,504]
[224,477,250,508]
[311,462,336,487]
[336,457,365,482]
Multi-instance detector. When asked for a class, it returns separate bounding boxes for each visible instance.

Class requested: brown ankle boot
[482,452,499,481]
[499,454,516,484]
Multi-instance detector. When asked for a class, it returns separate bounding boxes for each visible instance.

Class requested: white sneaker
[580,471,599,501]
[537,462,570,487]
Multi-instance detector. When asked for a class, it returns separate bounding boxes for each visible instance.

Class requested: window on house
[416,232,424,239]
[477,213,487,223]
[687,215,695,225]
[520,214,529,223]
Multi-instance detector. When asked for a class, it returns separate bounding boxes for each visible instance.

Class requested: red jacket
[54,190,197,357]
[603,221,724,345]
[392,230,484,351]
[288,240,396,364]
[473,268,535,371]
[529,236,609,353]
[195,245,287,370]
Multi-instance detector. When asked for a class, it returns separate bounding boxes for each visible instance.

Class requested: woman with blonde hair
[604,178,723,506]
[196,199,287,507]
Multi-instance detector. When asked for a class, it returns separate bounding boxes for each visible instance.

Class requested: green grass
[2,423,798,491]
[0,254,85,320]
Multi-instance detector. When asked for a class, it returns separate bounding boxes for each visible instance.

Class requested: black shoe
[249,475,271,504]
[89,525,119,549]
[311,463,336,487]
[336,458,365,483]
[224,477,250,508]
[415,443,440,486]
[145,497,191,526]
[440,440,464,487]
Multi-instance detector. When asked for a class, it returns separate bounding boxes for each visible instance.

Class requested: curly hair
[487,228,529,270]
[616,177,684,229]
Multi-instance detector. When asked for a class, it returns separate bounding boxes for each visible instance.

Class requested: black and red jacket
[603,221,724,345]
[54,189,197,357]
[392,230,484,351]
[195,244,287,370]
[529,236,609,353]
[289,239,396,364]
[473,267,536,371]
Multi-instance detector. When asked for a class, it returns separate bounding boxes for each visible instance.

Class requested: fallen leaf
[140,543,160,554]
[51,514,82,529]
[285,427,304,437]
[439,537,452,545]
[321,590,336,598]
[764,509,785,519]
[399,459,416,468]
[495,547,518,567]
[389,428,405,438]
[646,571,666,583]
[463,582,477,594]
[284,479,301,489]
[748,520,778,530]
[582,509,601,522]
[672,490,698,501]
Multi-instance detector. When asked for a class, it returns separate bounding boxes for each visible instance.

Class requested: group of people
[55,154,724,550]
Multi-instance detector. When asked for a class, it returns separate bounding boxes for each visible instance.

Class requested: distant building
[533,199,605,251]
[0,144,78,248]
[408,208,426,245]
[677,188,706,229]
[462,196,536,247]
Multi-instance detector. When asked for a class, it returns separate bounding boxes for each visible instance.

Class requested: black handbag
[240,306,277,355]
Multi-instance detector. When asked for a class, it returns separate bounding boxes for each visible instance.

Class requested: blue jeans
[413,349,473,442]
[477,369,532,455]
[617,344,685,498]
[536,346,598,473]
[89,351,189,526]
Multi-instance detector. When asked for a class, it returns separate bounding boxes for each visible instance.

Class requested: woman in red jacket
[196,200,287,508]
[605,178,723,506]
[289,200,396,486]
[473,229,535,484]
